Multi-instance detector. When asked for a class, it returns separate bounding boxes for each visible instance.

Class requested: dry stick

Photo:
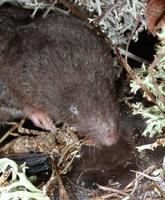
[95,165,158,199]
[94,0,123,23]
[130,172,139,196]
[58,0,88,21]
[50,157,69,200]
[129,167,157,195]
[0,118,26,144]
[43,0,57,18]
[130,170,162,182]
[97,184,128,196]
[116,48,156,103]
[125,16,141,63]
[59,140,83,174]
[124,165,156,195]
[6,118,26,128]
[31,3,42,18]
[0,126,17,144]
[119,47,149,64]
[17,127,47,135]
[7,119,49,136]
[43,168,56,197]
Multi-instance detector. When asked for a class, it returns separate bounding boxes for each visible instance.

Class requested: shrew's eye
[69,105,79,115]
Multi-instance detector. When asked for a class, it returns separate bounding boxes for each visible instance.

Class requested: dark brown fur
[0,7,119,146]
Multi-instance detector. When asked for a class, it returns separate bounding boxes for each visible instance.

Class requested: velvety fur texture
[0,6,119,146]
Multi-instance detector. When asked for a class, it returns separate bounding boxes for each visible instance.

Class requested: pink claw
[24,107,55,131]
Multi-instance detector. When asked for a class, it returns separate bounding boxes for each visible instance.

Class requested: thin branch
[115,48,156,103]
[125,16,142,63]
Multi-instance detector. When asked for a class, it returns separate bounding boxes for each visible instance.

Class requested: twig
[31,3,42,18]
[130,170,162,182]
[0,118,26,144]
[43,0,57,18]
[130,172,139,195]
[50,157,69,200]
[124,165,156,196]
[59,140,83,174]
[118,47,149,64]
[58,0,88,21]
[94,0,124,23]
[97,184,128,196]
[115,49,156,103]
[6,118,46,136]
[125,16,141,63]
